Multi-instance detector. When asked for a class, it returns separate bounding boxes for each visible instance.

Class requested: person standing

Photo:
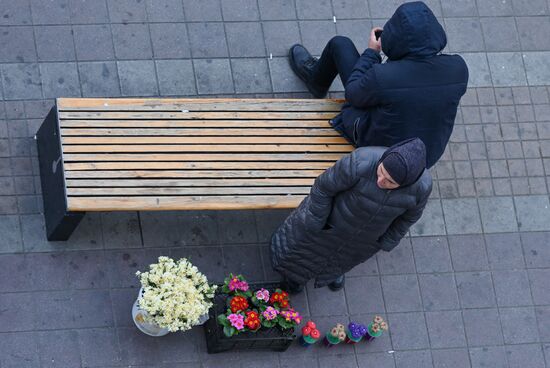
[289,1,468,168]
[270,138,432,292]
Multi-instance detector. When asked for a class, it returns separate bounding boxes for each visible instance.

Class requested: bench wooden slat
[59,111,337,120]
[67,195,305,211]
[64,162,334,170]
[62,144,353,153]
[62,136,348,145]
[63,153,345,162]
[67,186,311,196]
[58,98,344,112]
[66,178,315,187]
[61,128,340,136]
[60,120,334,128]
[65,170,324,178]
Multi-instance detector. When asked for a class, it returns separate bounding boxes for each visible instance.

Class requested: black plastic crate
[203,282,296,354]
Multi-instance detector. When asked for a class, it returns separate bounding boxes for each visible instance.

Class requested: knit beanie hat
[379,138,427,187]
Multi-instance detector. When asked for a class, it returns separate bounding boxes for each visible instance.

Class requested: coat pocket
[352,117,361,144]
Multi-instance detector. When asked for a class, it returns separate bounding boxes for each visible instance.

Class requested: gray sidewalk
[1,0,550,367]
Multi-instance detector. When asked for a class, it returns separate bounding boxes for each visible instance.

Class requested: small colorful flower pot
[323,332,343,347]
[299,321,320,347]
[364,322,384,342]
[345,330,363,344]
[345,322,367,344]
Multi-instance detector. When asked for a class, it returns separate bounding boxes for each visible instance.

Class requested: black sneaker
[282,278,304,294]
[288,44,329,98]
[328,275,345,291]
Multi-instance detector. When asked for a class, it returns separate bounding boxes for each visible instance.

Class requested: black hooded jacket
[329,1,468,168]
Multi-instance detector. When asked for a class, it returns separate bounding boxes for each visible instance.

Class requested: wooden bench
[37,98,353,241]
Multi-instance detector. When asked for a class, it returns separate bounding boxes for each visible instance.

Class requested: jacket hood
[381,1,447,60]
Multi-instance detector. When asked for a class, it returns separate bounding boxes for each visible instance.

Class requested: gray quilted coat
[270,146,432,287]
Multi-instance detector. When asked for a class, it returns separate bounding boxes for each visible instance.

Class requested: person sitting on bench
[288,1,468,168]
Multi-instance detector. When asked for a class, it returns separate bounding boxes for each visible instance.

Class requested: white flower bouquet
[136,256,217,332]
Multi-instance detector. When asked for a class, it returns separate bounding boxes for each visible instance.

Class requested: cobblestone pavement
[1,0,550,367]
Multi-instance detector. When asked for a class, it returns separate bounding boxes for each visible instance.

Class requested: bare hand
[368,27,383,52]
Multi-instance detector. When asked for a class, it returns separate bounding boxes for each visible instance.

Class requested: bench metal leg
[36,106,85,241]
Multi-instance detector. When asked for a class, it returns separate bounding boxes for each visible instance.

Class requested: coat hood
[381,1,447,60]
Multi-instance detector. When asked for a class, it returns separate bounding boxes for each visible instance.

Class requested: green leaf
[217,314,228,326]
[243,290,253,298]
[223,326,235,337]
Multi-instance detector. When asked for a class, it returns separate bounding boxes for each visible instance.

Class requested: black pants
[312,36,361,88]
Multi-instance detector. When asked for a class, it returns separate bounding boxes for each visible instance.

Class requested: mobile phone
[375,30,383,40]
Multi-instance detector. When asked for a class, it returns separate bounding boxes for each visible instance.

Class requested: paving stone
[487,52,528,86]
[100,212,141,249]
[432,348,471,368]
[394,350,433,368]
[388,312,430,350]
[344,276,385,314]
[79,328,122,367]
[0,292,35,331]
[480,17,520,51]
[40,62,80,98]
[231,58,271,94]
[257,0,297,20]
[493,270,533,307]
[194,59,234,94]
[37,330,81,368]
[118,60,158,96]
[500,306,540,343]
[149,23,190,59]
[221,0,259,20]
[182,0,221,20]
[262,21,301,57]
[0,332,40,367]
[478,196,518,233]
[354,353,393,368]
[331,0,369,19]
[442,198,482,234]
[173,245,225,282]
[34,26,75,61]
[0,214,23,252]
[469,346,507,368]
[448,235,489,271]
[225,22,266,57]
[69,0,109,23]
[461,106,483,125]
[295,0,332,19]
[506,344,546,368]
[426,310,467,348]
[1,63,42,100]
[155,59,196,96]
[269,56,309,92]
[73,25,115,61]
[107,0,147,22]
[484,233,524,270]
[445,18,484,52]
[377,238,415,274]
[222,245,264,281]
[521,232,550,267]
[307,281,347,316]
[112,23,153,59]
[105,249,162,288]
[463,308,504,346]
[514,195,550,231]
[381,274,422,313]
[411,236,453,273]
[26,252,71,290]
[319,354,358,368]
[299,20,337,56]
[419,273,460,311]
[31,0,71,24]
[187,22,228,58]
[529,269,550,305]
[410,199,446,236]
[145,0,184,21]
[78,61,120,97]
[517,17,550,51]
[0,0,32,25]
[535,306,550,342]
[0,196,18,214]
[456,272,496,308]
[523,52,550,86]
[531,86,550,103]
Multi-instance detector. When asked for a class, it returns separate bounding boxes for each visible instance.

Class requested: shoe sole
[288,44,327,99]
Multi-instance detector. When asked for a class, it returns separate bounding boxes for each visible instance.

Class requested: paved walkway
[1,0,550,367]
